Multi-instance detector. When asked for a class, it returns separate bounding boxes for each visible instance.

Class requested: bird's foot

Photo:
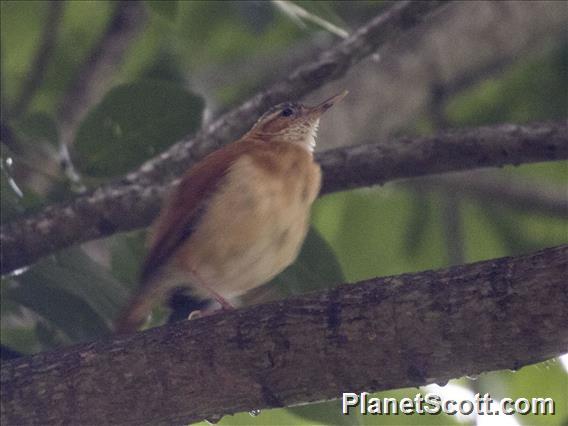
[187,301,234,320]
[187,310,204,320]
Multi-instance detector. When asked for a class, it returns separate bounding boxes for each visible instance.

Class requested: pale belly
[176,155,318,301]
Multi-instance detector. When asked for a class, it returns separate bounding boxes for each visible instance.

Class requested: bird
[115,90,348,333]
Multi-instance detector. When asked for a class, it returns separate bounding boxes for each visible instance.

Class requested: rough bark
[2,245,567,425]
[318,120,568,194]
[2,120,567,275]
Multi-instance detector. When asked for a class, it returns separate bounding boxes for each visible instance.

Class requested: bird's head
[246,90,348,152]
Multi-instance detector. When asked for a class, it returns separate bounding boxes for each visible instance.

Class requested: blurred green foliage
[447,43,568,126]
[145,0,179,22]
[1,1,566,425]
[74,80,204,177]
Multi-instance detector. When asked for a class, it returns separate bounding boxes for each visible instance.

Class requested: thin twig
[57,0,147,146]
[272,0,349,38]
[409,170,568,218]
[8,1,64,120]
[123,1,450,185]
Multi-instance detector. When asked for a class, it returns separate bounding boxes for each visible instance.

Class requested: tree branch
[408,170,568,217]
[0,0,449,274]
[317,120,568,194]
[123,0,450,185]
[2,245,567,425]
[1,120,567,275]
[57,1,147,146]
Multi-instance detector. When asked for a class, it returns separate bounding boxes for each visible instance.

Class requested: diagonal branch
[1,120,567,275]
[2,245,567,425]
[122,1,449,186]
[57,1,147,146]
[0,0,451,274]
[8,1,64,120]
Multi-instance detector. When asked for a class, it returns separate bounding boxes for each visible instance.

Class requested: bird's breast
[175,147,321,299]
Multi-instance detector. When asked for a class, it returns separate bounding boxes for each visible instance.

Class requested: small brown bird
[115,90,348,333]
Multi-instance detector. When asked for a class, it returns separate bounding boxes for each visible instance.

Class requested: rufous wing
[115,140,259,333]
[141,140,260,281]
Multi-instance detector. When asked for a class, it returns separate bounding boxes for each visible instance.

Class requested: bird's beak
[305,90,349,119]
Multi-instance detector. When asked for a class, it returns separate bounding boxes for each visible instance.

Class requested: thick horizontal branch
[1,120,567,275]
[2,245,567,425]
[317,120,568,194]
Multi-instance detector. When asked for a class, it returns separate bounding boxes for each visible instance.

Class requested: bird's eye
[281,107,294,117]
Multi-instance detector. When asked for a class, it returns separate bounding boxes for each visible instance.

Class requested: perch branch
[1,120,567,275]
[1,244,567,425]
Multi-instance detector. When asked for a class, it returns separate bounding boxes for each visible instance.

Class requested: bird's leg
[206,288,234,311]
[189,268,235,311]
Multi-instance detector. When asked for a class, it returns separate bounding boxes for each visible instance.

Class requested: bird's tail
[114,281,165,334]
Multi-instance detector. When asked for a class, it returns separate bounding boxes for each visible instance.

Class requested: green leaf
[110,230,147,289]
[244,227,344,304]
[0,149,45,222]
[1,278,40,355]
[193,405,318,426]
[32,248,130,321]
[34,320,66,351]
[446,43,568,126]
[146,0,179,21]
[5,282,109,343]
[15,112,59,147]
[497,360,568,426]
[403,192,432,258]
[139,50,186,84]
[288,400,361,425]
[3,247,130,346]
[73,80,204,177]
[279,225,345,294]
[0,160,24,222]
[478,204,545,256]
[0,327,40,357]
